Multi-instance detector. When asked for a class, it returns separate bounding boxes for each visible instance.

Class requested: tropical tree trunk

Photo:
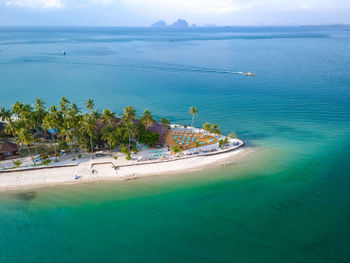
[90,135,93,159]
[109,142,112,157]
[51,132,57,162]
[71,144,75,160]
[26,145,35,165]
[191,114,195,133]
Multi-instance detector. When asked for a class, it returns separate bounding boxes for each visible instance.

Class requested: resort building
[0,141,19,160]
[146,121,169,147]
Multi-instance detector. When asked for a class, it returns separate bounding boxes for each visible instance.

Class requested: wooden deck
[165,130,218,150]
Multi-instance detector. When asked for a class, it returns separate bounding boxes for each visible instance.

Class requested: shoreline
[0,146,250,193]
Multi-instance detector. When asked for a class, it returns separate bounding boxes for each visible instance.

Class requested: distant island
[151,19,192,28]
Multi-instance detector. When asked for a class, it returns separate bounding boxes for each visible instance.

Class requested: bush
[113,156,118,160]
[41,159,51,166]
[171,146,182,154]
[126,153,131,160]
[77,154,82,159]
[132,146,138,153]
[219,139,224,148]
[13,160,22,168]
[58,141,68,150]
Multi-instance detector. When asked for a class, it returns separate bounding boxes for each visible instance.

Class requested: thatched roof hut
[146,122,169,146]
[0,141,19,159]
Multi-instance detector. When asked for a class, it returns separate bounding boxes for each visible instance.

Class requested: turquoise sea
[0,27,350,262]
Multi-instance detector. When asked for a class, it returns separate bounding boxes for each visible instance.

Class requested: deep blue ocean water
[0,26,349,262]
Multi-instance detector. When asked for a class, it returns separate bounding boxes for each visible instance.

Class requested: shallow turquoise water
[0,27,349,262]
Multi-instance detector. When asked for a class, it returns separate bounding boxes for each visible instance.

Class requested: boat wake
[10,56,255,76]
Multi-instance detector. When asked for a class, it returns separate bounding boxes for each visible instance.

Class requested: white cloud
[5,0,63,8]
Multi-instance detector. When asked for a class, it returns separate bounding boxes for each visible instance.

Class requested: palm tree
[85,99,95,113]
[67,103,81,159]
[33,98,46,137]
[212,124,221,135]
[59,122,73,157]
[101,108,116,126]
[59,97,70,118]
[121,120,137,149]
[228,132,237,139]
[189,106,198,130]
[34,98,45,112]
[122,106,136,122]
[79,113,97,159]
[16,128,35,165]
[5,118,17,138]
[0,107,12,122]
[161,117,170,141]
[101,126,118,156]
[43,106,61,162]
[12,101,24,117]
[140,109,154,126]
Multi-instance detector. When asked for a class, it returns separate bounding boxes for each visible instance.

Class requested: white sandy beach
[0,146,248,192]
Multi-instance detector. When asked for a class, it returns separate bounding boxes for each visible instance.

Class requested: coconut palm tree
[33,98,46,136]
[101,126,118,156]
[101,108,116,126]
[160,117,170,141]
[12,101,24,117]
[140,109,154,126]
[228,131,237,139]
[59,97,70,118]
[59,122,73,157]
[121,119,137,149]
[189,106,198,130]
[79,113,97,159]
[0,107,12,122]
[213,124,221,135]
[5,118,17,138]
[66,103,81,159]
[122,106,136,122]
[43,106,61,162]
[85,99,95,113]
[16,128,35,165]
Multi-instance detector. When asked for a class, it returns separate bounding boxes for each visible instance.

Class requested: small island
[0,98,244,190]
[151,19,190,28]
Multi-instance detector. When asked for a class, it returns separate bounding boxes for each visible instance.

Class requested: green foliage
[223,137,229,144]
[121,144,130,155]
[77,154,82,159]
[228,132,237,138]
[161,117,170,127]
[58,141,68,150]
[101,125,119,150]
[138,130,159,146]
[122,106,136,122]
[140,109,155,126]
[170,145,182,154]
[41,159,51,166]
[12,160,22,168]
[126,153,131,160]
[132,146,138,153]
[202,122,221,135]
[219,139,224,148]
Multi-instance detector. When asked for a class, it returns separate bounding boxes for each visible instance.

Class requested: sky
[0,0,350,26]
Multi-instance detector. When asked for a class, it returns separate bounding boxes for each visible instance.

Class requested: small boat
[244,72,255,76]
[61,50,66,55]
